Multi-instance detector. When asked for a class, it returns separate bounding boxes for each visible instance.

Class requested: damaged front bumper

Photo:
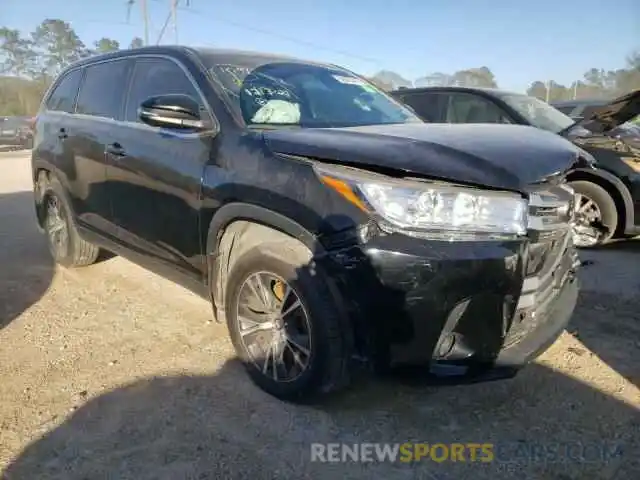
[319,188,580,383]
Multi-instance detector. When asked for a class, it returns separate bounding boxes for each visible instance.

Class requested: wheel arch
[32,164,75,228]
[566,168,634,235]
[33,165,53,229]
[205,202,325,323]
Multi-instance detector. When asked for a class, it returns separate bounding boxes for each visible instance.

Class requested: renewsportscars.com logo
[310,442,624,464]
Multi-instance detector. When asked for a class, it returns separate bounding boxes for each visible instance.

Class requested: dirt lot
[0,149,638,480]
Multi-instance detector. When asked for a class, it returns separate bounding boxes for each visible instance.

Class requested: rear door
[71,58,133,237]
[33,68,83,179]
[106,55,213,278]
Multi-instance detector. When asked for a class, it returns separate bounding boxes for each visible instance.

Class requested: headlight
[316,164,528,239]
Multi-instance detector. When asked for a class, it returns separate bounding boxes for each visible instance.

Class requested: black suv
[32,47,583,402]
[392,86,640,248]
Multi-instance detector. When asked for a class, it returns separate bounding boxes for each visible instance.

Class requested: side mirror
[138,94,211,131]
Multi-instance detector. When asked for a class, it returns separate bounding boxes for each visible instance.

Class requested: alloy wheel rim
[45,195,69,258]
[572,193,603,247]
[235,272,312,382]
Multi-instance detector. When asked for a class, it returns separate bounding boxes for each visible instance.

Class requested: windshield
[501,94,575,134]
[208,61,422,128]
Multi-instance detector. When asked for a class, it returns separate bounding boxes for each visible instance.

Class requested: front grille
[504,182,577,348]
[525,184,575,277]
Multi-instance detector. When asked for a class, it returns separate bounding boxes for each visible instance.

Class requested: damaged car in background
[393,86,640,248]
[32,46,584,402]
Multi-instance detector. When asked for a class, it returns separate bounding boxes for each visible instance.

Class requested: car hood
[579,89,640,132]
[263,123,587,193]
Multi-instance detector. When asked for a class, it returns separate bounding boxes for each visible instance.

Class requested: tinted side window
[445,93,511,124]
[76,59,130,119]
[46,69,82,113]
[125,58,202,123]
[402,93,447,122]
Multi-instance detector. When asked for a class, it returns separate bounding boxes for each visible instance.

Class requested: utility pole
[140,0,150,46]
[172,0,179,44]
[573,81,578,100]
[545,80,551,102]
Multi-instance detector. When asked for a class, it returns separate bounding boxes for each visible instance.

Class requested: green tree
[414,72,453,87]
[129,37,144,49]
[93,37,120,55]
[414,67,497,88]
[0,28,36,76]
[31,19,86,76]
[451,67,498,88]
[371,70,412,90]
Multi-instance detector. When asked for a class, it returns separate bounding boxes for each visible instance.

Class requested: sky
[2,0,639,92]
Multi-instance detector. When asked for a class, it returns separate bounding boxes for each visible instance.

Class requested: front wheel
[224,245,352,402]
[569,180,618,248]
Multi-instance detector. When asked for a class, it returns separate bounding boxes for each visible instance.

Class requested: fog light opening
[435,333,456,358]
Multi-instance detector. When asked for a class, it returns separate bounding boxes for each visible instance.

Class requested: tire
[224,244,352,402]
[569,180,618,248]
[42,176,100,268]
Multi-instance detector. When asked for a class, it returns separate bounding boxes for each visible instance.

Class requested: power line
[159,2,382,65]
[156,8,172,44]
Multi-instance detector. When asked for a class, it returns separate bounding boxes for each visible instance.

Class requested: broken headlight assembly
[315,164,528,240]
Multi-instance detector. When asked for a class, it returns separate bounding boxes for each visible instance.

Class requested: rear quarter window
[46,69,83,113]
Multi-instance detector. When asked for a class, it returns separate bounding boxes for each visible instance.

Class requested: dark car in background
[32,46,582,402]
[553,98,640,150]
[0,116,34,149]
[392,86,640,247]
[552,98,609,121]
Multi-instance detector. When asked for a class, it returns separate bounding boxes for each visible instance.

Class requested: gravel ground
[0,150,638,480]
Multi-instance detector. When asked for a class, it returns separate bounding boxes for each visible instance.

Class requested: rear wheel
[224,245,351,402]
[569,180,618,248]
[42,177,100,267]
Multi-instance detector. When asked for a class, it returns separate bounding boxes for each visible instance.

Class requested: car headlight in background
[315,164,528,240]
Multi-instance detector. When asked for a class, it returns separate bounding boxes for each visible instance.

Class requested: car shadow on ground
[567,290,640,388]
[3,227,640,480]
[571,239,640,388]
[1,193,638,479]
[0,191,54,330]
[1,360,638,480]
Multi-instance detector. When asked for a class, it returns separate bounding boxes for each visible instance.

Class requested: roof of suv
[61,45,340,73]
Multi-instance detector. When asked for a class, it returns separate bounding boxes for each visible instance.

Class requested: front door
[107,56,214,278]
[441,92,513,124]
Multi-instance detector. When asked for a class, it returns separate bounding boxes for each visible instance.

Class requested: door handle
[58,128,68,140]
[105,142,126,158]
